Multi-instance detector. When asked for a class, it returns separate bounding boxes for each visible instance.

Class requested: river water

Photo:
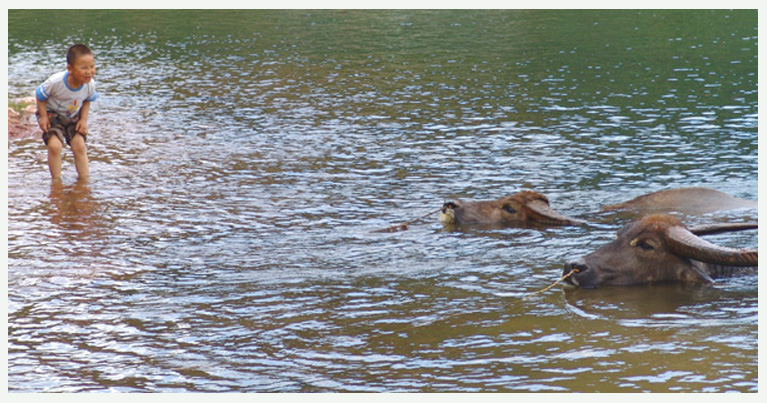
[7,10,758,392]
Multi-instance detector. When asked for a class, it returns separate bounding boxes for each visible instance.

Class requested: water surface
[7,10,758,392]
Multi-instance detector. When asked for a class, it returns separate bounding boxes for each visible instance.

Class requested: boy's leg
[70,133,89,180]
[46,135,63,181]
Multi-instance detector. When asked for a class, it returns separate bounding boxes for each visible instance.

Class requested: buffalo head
[439,191,584,227]
[564,215,757,288]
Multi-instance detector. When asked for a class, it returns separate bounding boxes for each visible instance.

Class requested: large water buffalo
[601,187,757,215]
[563,214,757,288]
[439,191,584,227]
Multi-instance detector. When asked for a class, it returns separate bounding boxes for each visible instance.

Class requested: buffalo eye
[630,238,655,251]
[502,204,517,214]
[637,242,654,251]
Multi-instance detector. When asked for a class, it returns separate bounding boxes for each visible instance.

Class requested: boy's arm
[36,99,50,133]
[75,100,91,135]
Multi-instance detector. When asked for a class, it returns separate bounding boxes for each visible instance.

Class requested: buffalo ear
[526,199,585,225]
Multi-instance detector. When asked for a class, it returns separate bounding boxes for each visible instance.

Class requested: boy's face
[67,54,96,86]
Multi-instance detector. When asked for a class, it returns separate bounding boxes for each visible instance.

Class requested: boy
[36,44,98,181]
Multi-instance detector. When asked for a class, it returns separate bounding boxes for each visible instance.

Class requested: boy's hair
[66,44,93,66]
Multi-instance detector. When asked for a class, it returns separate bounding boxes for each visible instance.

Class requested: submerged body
[564,214,757,288]
[439,191,584,228]
[601,187,757,215]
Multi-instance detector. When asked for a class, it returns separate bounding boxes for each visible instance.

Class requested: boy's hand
[38,114,50,133]
[75,120,88,135]
[36,99,49,133]
[76,100,91,136]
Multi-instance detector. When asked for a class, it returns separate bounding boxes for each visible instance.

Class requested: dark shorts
[37,111,86,147]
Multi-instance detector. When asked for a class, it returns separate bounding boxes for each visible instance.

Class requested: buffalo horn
[689,222,758,236]
[666,226,758,267]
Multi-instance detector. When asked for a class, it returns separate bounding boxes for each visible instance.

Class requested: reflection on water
[7,10,757,392]
[46,180,99,232]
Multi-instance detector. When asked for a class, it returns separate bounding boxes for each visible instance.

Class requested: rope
[522,268,579,299]
[371,207,442,233]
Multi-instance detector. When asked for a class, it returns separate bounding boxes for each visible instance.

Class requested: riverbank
[8,97,39,139]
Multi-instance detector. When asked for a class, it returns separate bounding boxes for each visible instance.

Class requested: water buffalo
[563,214,757,288]
[439,191,584,227]
[601,187,757,216]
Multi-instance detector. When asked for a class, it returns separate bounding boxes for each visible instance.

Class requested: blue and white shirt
[36,71,98,118]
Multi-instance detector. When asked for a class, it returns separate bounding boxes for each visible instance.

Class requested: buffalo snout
[563,257,600,289]
[441,201,459,213]
[439,201,460,225]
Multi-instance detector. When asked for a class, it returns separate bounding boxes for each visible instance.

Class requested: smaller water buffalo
[564,214,757,288]
[439,191,584,227]
[601,187,757,215]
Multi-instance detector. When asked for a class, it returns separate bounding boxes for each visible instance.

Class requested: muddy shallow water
[7,10,758,392]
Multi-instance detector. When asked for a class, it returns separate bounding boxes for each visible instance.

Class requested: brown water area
[8,10,757,392]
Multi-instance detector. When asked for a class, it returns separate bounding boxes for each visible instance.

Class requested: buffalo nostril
[442,202,458,213]
[565,258,588,275]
